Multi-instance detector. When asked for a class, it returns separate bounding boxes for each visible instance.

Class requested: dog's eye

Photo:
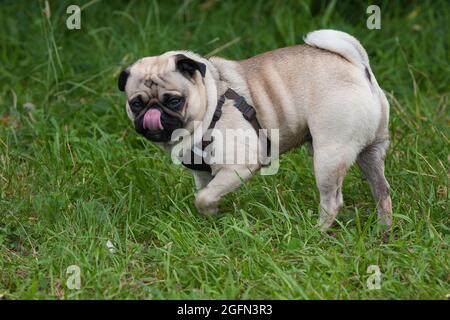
[129,96,144,112]
[167,97,184,109]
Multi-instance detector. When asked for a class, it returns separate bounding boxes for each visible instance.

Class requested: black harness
[181,88,271,173]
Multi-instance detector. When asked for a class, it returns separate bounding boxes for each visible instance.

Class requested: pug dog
[118,29,392,232]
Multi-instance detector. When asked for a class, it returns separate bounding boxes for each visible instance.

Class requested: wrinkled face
[118,53,208,142]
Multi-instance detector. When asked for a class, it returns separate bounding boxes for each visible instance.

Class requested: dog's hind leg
[356,141,392,229]
[313,144,357,232]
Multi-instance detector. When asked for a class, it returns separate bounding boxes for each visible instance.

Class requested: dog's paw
[316,215,335,233]
[195,189,219,216]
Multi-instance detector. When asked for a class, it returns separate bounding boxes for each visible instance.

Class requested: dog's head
[118,51,211,143]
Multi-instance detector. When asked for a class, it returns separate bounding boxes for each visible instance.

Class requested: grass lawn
[0,0,448,299]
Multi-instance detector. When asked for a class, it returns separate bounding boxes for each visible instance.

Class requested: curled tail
[304,29,383,93]
[305,29,390,140]
[304,29,370,68]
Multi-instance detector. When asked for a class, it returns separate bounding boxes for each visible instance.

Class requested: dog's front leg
[192,170,213,190]
[195,165,257,215]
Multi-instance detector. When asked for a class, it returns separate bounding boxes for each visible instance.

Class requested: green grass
[0,0,448,299]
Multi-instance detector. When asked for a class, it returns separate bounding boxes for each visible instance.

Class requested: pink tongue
[143,109,163,131]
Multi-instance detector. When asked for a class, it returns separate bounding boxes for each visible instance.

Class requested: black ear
[118,69,130,91]
[175,54,206,78]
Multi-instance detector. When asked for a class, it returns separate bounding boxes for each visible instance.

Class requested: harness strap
[181,88,270,173]
[224,89,271,156]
